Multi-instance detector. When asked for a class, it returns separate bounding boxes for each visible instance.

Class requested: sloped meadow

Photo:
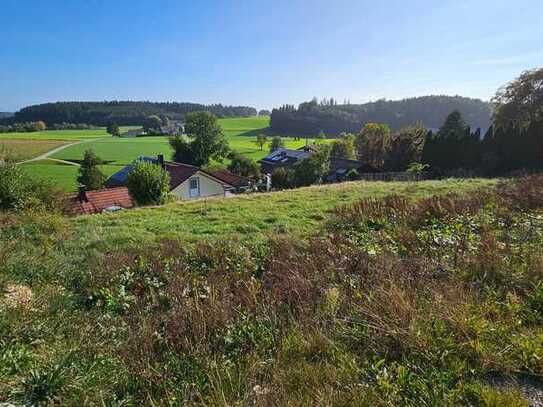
[1,178,543,405]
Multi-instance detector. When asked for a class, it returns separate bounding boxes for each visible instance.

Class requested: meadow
[0,139,66,161]
[74,178,495,246]
[2,117,318,191]
[1,176,542,405]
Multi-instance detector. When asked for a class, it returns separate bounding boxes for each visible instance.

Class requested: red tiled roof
[67,187,134,215]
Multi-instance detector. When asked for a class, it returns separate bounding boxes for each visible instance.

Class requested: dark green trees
[77,149,106,190]
[493,67,543,129]
[227,152,261,179]
[169,112,229,166]
[269,136,285,152]
[106,123,120,137]
[421,111,482,172]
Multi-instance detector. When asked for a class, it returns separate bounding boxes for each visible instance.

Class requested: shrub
[0,162,62,211]
[271,167,292,189]
[77,149,106,190]
[270,136,285,152]
[0,163,31,210]
[227,152,260,179]
[127,161,170,205]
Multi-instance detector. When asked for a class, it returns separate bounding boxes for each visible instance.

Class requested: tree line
[422,67,543,175]
[270,95,492,135]
[2,101,257,126]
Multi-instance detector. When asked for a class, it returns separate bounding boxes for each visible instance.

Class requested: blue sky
[1,0,542,111]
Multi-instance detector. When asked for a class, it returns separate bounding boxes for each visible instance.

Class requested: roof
[210,169,252,188]
[329,158,365,172]
[263,148,311,162]
[297,144,320,153]
[67,187,134,216]
[105,156,236,190]
[259,148,312,172]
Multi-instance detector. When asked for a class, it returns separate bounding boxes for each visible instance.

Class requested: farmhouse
[67,186,134,215]
[106,155,242,199]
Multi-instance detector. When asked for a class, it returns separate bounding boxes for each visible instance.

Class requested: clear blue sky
[1,0,542,112]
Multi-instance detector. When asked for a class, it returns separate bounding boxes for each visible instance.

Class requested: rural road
[16,138,102,166]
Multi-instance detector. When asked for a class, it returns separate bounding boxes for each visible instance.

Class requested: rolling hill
[271,95,493,135]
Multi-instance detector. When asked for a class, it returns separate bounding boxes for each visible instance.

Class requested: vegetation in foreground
[2,176,542,405]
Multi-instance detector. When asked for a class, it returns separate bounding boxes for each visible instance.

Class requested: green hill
[9,176,543,405]
[271,95,492,135]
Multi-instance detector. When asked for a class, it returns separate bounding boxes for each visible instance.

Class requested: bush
[0,163,32,210]
[270,136,285,152]
[271,167,292,190]
[0,162,63,211]
[77,149,106,190]
[127,161,170,205]
[227,152,260,179]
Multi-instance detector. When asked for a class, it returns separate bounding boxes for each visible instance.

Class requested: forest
[2,101,257,126]
[270,95,492,135]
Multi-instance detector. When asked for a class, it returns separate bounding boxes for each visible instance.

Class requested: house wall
[170,170,226,199]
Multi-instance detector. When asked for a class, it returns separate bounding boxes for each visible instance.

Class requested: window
[189,177,200,198]
[190,178,198,190]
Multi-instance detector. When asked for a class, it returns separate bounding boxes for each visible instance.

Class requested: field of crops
[2,117,317,191]
[0,139,66,161]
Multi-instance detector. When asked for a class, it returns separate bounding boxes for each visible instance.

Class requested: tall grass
[1,177,542,404]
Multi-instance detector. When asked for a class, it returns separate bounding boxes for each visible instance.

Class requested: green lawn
[73,178,496,246]
[20,160,122,192]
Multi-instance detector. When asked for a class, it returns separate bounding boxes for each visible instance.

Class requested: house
[327,157,376,182]
[121,128,147,138]
[67,186,134,215]
[159,121,184,136]
[259,147,312,174]
[260,145,372,185]
[105,155,238,200]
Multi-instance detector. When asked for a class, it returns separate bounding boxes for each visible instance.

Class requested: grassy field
[19,160,121,192]
[9,117,322,191]
[0,126,137,141]
[73,178,495,246]
[50,116,317,164]
[2,176,543,405]
[0,139,66,161]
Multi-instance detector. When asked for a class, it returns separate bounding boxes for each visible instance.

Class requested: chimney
[78,184,88,202]
[157,154,165,169]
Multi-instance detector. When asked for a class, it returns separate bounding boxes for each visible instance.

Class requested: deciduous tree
[77,149,106,190]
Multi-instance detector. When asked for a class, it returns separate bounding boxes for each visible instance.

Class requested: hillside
[271,95,493,135]
[10,177,543,405]
[0,112,13,119]
[4,101,257,126]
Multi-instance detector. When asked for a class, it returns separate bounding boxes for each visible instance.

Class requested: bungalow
[259,147,311,174]
[67,186,134,215]
[259,145,372,184]
[105,155,244,200]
